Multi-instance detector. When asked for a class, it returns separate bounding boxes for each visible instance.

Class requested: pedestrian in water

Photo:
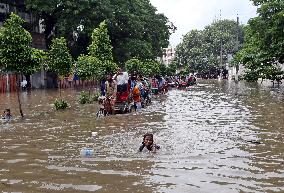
[2,109,12,120]
[132,83,142,112]
[139,133,160,152]
[105,74,117,115]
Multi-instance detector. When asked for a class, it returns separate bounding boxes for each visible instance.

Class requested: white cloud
[150,0,257,47]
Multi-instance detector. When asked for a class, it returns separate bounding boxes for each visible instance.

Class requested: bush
[54,99,69,110]
[78,91,91,104]
[78,91,101,104]
[242,70,260,82]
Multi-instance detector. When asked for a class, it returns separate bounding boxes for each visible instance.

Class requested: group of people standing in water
[99,68,197,115]
[100,68,164,115]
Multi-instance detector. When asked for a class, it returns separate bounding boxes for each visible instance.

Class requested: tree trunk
[59,79,62,97]
[89,84,91,97]
[16,74,24,118]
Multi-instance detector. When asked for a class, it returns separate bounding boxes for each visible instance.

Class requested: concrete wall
[30,70,58,89]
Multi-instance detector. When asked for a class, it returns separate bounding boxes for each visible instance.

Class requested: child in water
[139,133,160,152]
[2,109,12,120]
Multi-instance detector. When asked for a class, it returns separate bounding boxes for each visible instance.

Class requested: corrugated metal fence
[0,74,17,93]
[0,73,98,93]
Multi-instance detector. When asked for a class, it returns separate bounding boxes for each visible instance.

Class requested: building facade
[0,0,46,49]
[162,47,175,67]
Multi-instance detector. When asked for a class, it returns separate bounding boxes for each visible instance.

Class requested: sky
[150,0,258,47]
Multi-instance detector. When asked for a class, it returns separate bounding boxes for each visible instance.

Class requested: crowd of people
[98,68,197,116]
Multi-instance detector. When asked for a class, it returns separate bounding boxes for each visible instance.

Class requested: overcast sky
[150,0,258,47]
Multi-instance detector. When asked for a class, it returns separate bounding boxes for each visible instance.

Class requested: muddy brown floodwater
[0,80,284,193]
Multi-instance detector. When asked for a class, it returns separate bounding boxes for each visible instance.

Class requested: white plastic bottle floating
[80,148,94,157]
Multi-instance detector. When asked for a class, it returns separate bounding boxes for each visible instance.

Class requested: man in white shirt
[113,68,129,92]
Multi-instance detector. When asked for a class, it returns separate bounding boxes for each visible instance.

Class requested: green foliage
[91,21,119,76]
[54,99,69,110]
[167,61,178,76]
[125,58,161,77]
[47,37,72,77]
[159,62,167,77]
[78,91,101,104]
[88,21,113,62]
[76,55,103,80]
[0,13,33,74]
[103,60,118,76]
[263,65,284,82]
[78,91,91,104]
[234,0,284,82]
[241,70,260,82]
[125,58,143,73]
[25,48,46,75]
[175,20,244,74]
[179,69,189,77]
[25,0,174,62]
[76,22,118,81]
[140,59,161,77]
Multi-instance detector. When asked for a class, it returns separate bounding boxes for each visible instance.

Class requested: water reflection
[0,80,283,192]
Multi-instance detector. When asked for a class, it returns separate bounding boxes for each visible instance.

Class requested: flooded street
[0,80,284,193]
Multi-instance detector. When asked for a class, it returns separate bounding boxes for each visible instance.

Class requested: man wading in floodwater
[105,74,117,115]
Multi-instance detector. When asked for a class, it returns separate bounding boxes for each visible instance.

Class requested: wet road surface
[0,80,284,193]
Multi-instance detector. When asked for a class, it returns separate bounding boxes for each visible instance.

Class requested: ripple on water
[0,81,284,193]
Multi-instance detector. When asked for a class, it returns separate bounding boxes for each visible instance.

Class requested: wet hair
[4,109,10,113]
[139,133,154,152]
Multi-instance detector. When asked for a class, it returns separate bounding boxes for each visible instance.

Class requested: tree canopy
[125,58,161,77]
[174,19,244,74]
[76,21,118,81]
[88,21,113,62]
[0,13,33,74]
[25,0,174,63]
[47,37,72,77]
[234,0,284,82]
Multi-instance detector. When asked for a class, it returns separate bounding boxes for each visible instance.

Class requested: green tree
[76,55,102,81]
[76,55,104,96]
[234,0,284,82]
[166,61,178,76]
[125,58,143,74]
[0,13,32,74]
[87,21,118,77]
[140,59,160,77]
[76,21,117,87]
[175,20,244,75]
[159,62,168,77]
[88,21,113,62]
[47,37,72,77]
[175,30,206,73]
[25,0,174,62]
[24,48,46,88]
[0,13,38,117]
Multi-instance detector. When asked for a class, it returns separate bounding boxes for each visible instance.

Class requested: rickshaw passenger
[113,68,129,93]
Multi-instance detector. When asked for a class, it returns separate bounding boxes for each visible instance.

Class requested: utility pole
[235,15,240,81]
[236,14,239,52]
[220,10,223,68]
